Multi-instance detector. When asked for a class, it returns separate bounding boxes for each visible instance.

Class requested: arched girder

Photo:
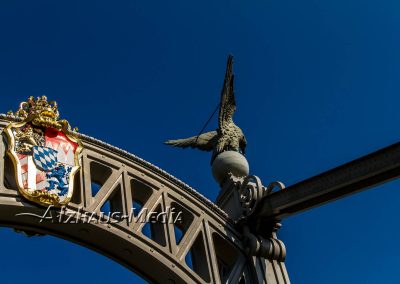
[0,118,249,284]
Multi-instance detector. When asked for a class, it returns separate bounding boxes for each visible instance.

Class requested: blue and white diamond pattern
[33,146,58,172]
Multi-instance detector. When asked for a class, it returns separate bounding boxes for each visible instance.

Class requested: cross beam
[255,141,400,222]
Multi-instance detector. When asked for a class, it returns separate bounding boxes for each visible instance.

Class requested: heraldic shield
[4,96,82,207]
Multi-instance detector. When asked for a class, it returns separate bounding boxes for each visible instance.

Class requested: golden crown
[7,96,75,131]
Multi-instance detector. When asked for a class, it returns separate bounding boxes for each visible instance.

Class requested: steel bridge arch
[0,118,289,284]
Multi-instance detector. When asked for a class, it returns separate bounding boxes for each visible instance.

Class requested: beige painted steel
[0,118,289,284]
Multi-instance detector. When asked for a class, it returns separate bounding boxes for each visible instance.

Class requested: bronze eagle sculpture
[164,55,247,164]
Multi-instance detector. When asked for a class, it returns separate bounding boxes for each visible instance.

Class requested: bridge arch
[0,117,250,284]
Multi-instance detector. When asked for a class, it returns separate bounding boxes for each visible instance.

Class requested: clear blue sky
[1,1,400,283]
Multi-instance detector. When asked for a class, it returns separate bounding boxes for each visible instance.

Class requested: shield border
[4,120,83,207]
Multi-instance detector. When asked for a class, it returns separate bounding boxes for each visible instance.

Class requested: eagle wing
[218,55,236,130]
[164,130,218,151]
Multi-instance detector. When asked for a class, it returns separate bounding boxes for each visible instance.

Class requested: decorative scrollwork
[242,225,286,261]
[266,181,285,195]
[239,175,264,216]
[238,176,285,217]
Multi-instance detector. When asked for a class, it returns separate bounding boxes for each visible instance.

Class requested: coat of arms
[4,96,83,207]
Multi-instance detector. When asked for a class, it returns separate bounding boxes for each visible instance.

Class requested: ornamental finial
[164,55,249,185]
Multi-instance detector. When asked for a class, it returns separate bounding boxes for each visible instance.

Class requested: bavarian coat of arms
[4,96,82,207]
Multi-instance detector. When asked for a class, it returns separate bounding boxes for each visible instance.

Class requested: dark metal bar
[256,142,400,221]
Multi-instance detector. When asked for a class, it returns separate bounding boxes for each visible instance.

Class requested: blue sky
[1,0,400,283]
